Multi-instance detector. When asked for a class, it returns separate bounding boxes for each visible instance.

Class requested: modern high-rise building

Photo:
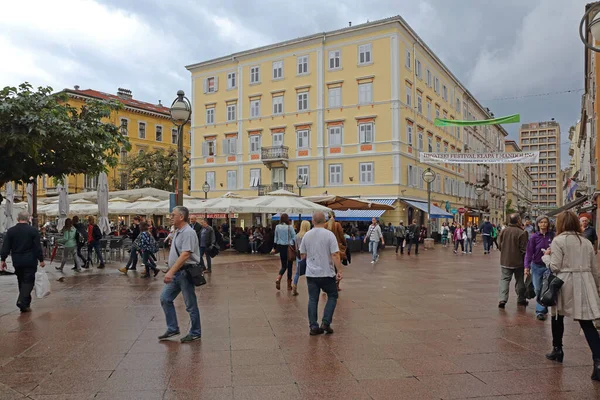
[504,140,533,218]
[518,121,562,212]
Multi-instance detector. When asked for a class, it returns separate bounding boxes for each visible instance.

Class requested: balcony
[257,184,294,196]
[261,146,289,169]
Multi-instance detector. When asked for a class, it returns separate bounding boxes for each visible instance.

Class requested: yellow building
[36,87,191,197]
[505,141,533,218]
[186,16,507,225]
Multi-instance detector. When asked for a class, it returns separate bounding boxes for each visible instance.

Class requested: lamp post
[422,168,436,239]
[202,181,210,219]
[475,186,484,226]
[170,90,192,207]
[296,176,305,197]
[501,194,506,224]
[580,3,600,52]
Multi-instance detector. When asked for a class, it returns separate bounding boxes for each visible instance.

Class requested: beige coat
[542,232,600,320]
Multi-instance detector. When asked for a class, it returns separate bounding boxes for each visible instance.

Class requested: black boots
[545,347,564,363]
[592,359,600,381]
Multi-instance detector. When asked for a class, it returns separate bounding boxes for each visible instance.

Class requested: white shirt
[299,227,339,278]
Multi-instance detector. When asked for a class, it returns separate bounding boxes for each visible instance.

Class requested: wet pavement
[1,244,599,399]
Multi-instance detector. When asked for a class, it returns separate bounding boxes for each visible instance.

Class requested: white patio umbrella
[56,183,69,232]
[26,183,34,216]
[97,172,110,235]
[245,192,331,215]
[124,196,170,215]
[3,182,15,232]
[42,199,97,217]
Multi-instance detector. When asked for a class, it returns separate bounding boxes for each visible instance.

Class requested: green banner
[434,113,520,127]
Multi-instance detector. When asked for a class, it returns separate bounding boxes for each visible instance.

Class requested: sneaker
[498,301,506,309]
[158,330,180,340]
[462,251,466,254]
[370,261,375,264]
[453,250,457,254]
[469,252,472,254]
[180,334,201,343]
[309,326,324,336]
[375,255,380,262]
[536,314,547,321]
[320,323,334,334]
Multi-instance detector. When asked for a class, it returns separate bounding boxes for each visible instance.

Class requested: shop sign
[458,208,466,214]
[450,208,458,215]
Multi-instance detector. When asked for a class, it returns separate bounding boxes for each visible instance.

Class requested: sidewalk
[0,247,598,399]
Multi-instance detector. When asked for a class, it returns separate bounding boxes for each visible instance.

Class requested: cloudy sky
[0,0,587,166]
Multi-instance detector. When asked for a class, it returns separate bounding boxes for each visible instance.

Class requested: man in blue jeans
[158,206,202,343]
[480,217,494,255]
[300,211,343,335]
[364,217,384,263]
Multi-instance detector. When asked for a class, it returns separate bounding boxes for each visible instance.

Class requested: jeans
[76,244,86,264]
[277,244,292,279]
[530,262,549,315]
[126,247,138,269]
[551,315,600,359]
[293,257,301,285]
[465,238,473,253]
[160,270,201,336]
[454,239,464,252]
[406,240,419,254]
[498,267,526,303]
[250,241,258,252]
[141,251,157,275]
[60,247,80,269]
[395,237,404,254]
[307,276,338,328]
[15,266,36,309]
[87,241,104,264]
[199,247,212,271]
[483,235,491,252]
[368,241,379,261]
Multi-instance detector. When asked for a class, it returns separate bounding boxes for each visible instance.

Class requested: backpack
[75,228,87,246]
[408,226,416,240]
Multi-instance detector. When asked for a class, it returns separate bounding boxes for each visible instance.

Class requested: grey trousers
[498,266,526,303]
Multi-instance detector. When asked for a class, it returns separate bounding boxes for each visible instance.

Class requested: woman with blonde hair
[542,211,600,380]
[326,211,347,291]
[291,220,311,296]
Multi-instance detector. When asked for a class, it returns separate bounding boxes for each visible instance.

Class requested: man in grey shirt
[159,206,202,343]
[300,211,342,336]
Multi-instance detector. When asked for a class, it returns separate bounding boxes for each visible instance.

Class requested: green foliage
[0,82,130,187]
[505,199,516,214]
[123,148,189,192]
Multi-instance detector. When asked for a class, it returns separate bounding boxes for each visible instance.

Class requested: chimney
[349,21,352,27]
[158,100,162,106]
[117,88,132,99]
[74,85,80,90]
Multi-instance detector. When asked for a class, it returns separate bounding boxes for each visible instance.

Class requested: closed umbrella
[97,172,110,235]
[56,183,69,232]
[26,183,34,216]
[4,182,14,232]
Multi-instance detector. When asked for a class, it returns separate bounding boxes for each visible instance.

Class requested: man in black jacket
[190,215,202,245]
[86,216,105,269]
[1,211,45,312]
[120,217,140,273]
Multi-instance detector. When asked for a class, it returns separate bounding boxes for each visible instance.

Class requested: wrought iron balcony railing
[261,146,289,161]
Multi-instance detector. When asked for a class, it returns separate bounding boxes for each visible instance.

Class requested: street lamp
[501,194,506,223]
[202,181,210,219]
[296,176,305,197]
[580,3,600,52]
[170,90,192,207]
[475,186,484,226]
[422,168,436,238]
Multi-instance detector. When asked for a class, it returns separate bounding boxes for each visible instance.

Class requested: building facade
[35,87,191,198]
[186,16,507,225]
[518,121,562,212]
[505,141,533,218]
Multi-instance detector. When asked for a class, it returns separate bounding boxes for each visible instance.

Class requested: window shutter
[202,142,207,157]
[231,137,237,154]
[214,77,219,92]
[203,78,208,94]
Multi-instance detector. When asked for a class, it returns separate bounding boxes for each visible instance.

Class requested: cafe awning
[403,200,453,218]
[272,198,395,221]
[547,195,589,217]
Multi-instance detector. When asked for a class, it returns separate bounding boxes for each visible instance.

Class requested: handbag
[524,275,536,300]
[287,226,297,260]
[174,240,206,287]
[537,271,563,307]
[208,244,219,258]
[298,258,307,276]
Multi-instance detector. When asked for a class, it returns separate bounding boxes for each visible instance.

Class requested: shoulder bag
[287,226,297,260]
[174,235,206,287]
[537,271,563,307]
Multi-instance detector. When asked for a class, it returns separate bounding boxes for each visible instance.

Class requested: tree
[122,148,189,192]
[0,83,130,189]
[505,199,516,215]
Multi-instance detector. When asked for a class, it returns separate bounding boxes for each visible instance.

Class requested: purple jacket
[524,231,554,269]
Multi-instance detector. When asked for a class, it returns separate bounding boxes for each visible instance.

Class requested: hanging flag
[434,114,520,127]
[567,179,578,201]
[420,152,539,164]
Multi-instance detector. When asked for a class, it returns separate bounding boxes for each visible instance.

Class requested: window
[442,85,448,101]
[206,171,215,190]
[444,144,448,153]
[406,124,413,146]
[456,98,461,112]
[436,141,441,153]
[249,135,261,153]
[359,163,374,184]
[120,147,128,163]
[227,170,237,190]
[202,140,216,156]
[434,77,439,93]
[119,173,128,190]
[416,59,422,78]
[120,119,128,135]
[405,50,411,69]
[428,136,433,152]
[328,87,342,108]
[297,55,309,75]
[435,107,440,119]
[328,126,342,146]
[250,169,261,187]
[227,104,237,121]
[250,66,260,84]
[155,126,162,142]
[358,43,372,64]
[405,85,412,106]
[204,76,218,93]
[273,96,283,115]
[426,69,432,87]
[297,92,308,111]
[329,164,342,185]
[418,131,423,151]
[223,137,237,155]
[358,83,373,104]
[359,123,373,144]
[328,50,341,69]
[273,133,284,147]
[272,61,283,79]
[250,99,261,118]
[417,93,422,114]
[227,72,236,89]
[296,130,310,149]
[138,122,146,139]
[206,108,214,125]
[297,166,309,186]
[408,165,418,187]
[426,101,432,120]
[85,175,98,189]
[171,128,178,144]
